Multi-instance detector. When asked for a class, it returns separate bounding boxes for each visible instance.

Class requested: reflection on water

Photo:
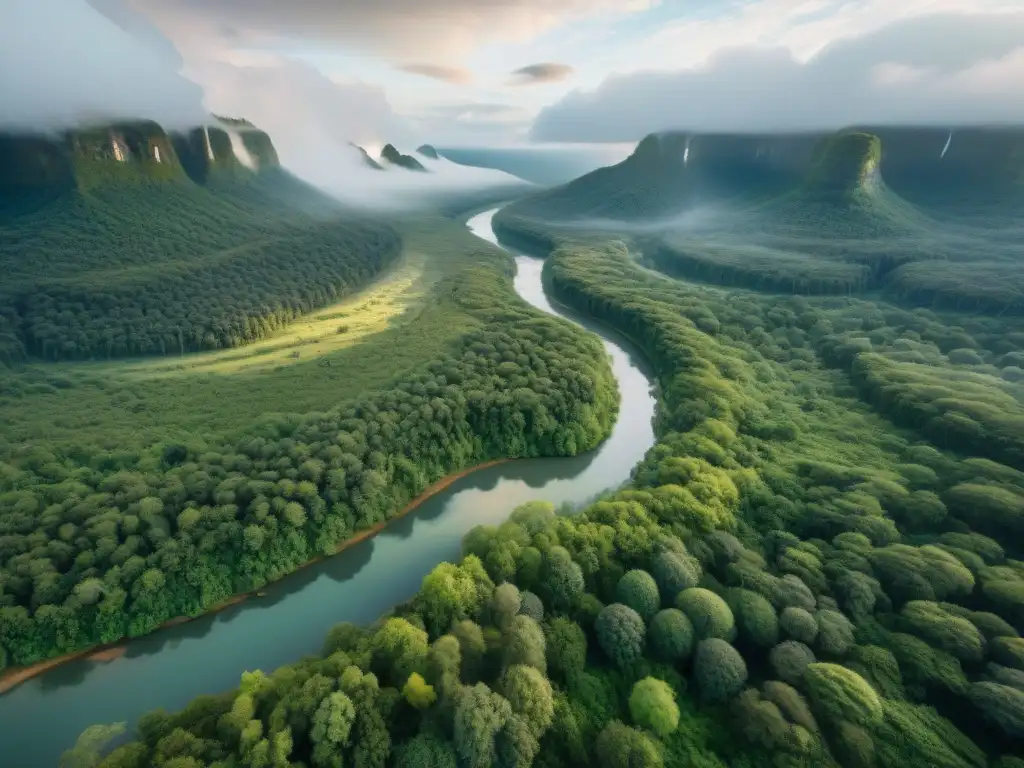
[0,207,656,767]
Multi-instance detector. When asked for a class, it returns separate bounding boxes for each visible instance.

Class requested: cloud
[0,0,207,131]
[531,12,1024,141]
[509,63,576,85]
[114,0,655,62]
[398,63,474,84]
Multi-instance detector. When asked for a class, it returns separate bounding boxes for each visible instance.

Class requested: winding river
[0,207,657,766]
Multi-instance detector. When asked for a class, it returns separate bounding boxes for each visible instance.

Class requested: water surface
[0,207,656,766]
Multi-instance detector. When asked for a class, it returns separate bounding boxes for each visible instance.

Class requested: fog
[532,12,1024,142]
[306,146,534,210]
[0,0,208,131]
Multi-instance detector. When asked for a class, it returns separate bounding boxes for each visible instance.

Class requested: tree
[415,562,483,637]
[454,683,512,768]
[651,550,701,598]
[544,617,586,684]
[595,603,646,668]
[677,588,735,641]
[505,615,547,673]
[901,601,985,664]
[403,672,437,710]
[518,591,544,622]
[491,583,522,631]
[769,641,816,686]
[615,570,661,621]
[780,607,818,645]
[968,682,1024,739]
[648,608,694,664]
[815,610,855,657]
[540,547,585,612]
[60,722,126,768]
[310,692,356,768]
[629,677,679,737]
[728,588,779,648]
[694,639,748,702]
[594,720,663,768]
[501,665,554,737]
[804,663,882,728]
[393,733,457,768]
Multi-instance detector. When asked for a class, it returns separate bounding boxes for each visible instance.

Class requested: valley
[1,122,1023,768]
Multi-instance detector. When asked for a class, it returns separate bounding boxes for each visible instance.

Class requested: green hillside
[0,121,402,362]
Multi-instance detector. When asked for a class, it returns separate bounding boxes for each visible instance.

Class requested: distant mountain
[381,144,427,172]
[350,143,384,170]
[416,144,440,159]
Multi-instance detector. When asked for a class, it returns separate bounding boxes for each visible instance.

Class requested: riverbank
[0,457,513,696]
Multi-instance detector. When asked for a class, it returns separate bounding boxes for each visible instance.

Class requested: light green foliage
[595,720,664,768]
[804,663,882,728]
[310,692,356,768]
[648,608,695,664]
[505,615,546,673]
[491,583,522,631]
[616,570,661,621]
[402,673,437,710]
[847,645,906,700]
[780,607,818,645]
[727,588,780,648]
[373,618,429,685]
[770,641,817,686]
[677,588,736,641]
[900,601,986,663]
[595,603,646,668]
[415,560,487,637]
[454,683,512,768]
[694,639,748,702]
[629,677,679,737]
[762,681,819,735]
[501,665,554,737]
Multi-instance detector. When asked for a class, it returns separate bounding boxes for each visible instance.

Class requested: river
[0,207,656,766]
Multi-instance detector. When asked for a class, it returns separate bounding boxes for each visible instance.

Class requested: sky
[1,0,1023,148]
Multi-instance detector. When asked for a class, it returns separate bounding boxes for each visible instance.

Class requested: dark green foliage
[968,682,1024,739]
[780,607,818,645]
[595,604,646,668]
[694,638,748,702]
[991,638,1024,671]
[648,609,694,664]
[873,700,988,768]
[651,550,701,598]
[804,663,882,728]
[595,720,664,768]
[518,592,545,623]
[615,570,661,621]
[727,588,779,648]
[770,641,817,686]
[900,601,986,664]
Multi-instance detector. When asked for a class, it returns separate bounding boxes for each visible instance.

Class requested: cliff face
[0,119,284,196]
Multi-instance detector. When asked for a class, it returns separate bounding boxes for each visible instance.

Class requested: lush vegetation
[5,122,1020,767]
[0,152,402,361]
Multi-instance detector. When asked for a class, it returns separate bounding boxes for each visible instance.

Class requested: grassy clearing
[0,217,500,453]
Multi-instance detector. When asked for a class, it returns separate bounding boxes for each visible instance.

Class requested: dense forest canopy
[2,120,1023,768]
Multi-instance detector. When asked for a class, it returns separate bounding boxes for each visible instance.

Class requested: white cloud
[531,12,1024,142]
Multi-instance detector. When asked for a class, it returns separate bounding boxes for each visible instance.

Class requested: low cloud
[398,63,474,84]
[531,12,1024,141]
[0,0,207,131]
[509,63,576,85]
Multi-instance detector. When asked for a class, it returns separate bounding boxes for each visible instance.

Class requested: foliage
[694,639,748,703]
[594,604,646,669]
[648,609,694,664]
[629,677,679,737]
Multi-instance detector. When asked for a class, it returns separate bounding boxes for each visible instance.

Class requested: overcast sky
[2,0,1022,145]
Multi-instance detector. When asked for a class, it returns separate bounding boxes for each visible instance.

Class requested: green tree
[694,639,748,702]
[616,570,661,621]
[804,663,882,728]
[629,677,679,737]
[677,588,735,641]
[403,672,437,710]
[595,603,646,668]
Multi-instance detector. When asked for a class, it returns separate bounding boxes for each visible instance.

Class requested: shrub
[518,591,545,623]
[595,721,663,768]
[770,641,817,686]
[694,638,748,702]
[991,637,1024,671]
[901,601,986,664]
[651,551,701,598]
[595,604,646,668]
[780,607,818,645]
[629,677,680,737]
[804,663,883,728]
[968,682,1024,739]
[648,609,695,664]
[815,610,855,656]
[728,588,780,648]
[616,570,661,622]
[677,588,736,641]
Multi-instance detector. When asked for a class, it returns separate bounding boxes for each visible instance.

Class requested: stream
[0,207,657,766]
